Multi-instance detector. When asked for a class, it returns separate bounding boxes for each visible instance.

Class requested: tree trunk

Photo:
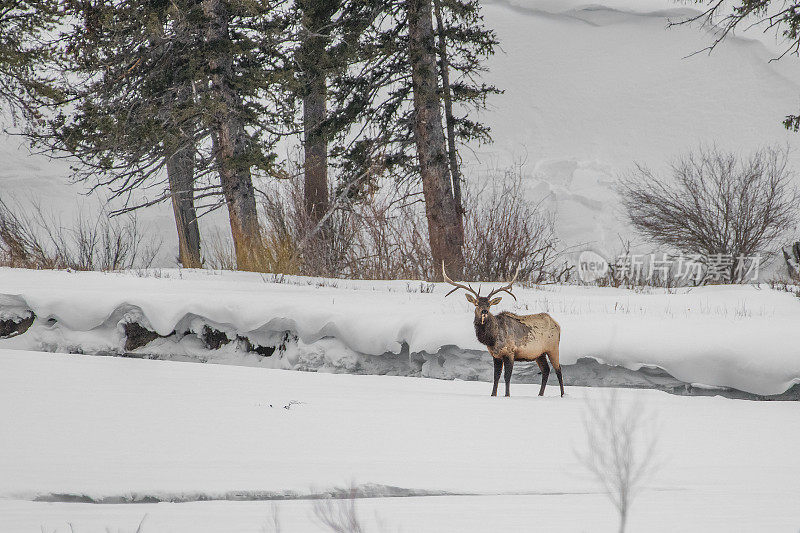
[303,79,328,223]
[155,5,202,269]
[432,0,463,214]
[166,142,201,268]
[299,2,330,224]
[202,0,262,271]
[408,0,465,280]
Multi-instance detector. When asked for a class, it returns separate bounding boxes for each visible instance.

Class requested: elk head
[442,263,519,324]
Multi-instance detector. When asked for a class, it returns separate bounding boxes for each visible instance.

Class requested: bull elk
[443,264,564,397]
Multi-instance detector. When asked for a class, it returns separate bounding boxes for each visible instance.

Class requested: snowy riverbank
[0,268,798,397]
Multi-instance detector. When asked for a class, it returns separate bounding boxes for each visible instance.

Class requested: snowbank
[0,267,798,396]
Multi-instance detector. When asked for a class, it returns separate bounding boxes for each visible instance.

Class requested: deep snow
[0,350,798,532]
[1,267,799,396]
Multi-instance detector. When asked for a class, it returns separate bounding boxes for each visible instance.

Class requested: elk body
[443,264,564,397]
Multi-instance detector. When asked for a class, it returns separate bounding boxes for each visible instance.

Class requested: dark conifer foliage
[0,0,61,123]
[309,0,498,278]
[277,0,498,277]
[328,0,500,199]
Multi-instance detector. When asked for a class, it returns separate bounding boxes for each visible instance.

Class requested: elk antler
[487,266,520,301]
[442,261,480,298]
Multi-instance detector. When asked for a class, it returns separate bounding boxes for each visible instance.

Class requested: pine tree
[296,0,339,224]
[327,0,500,278]
[292,0,385,224]
[163,2,203,268]
[433,0,461,211]
[180,0,295,270]
[27,0,209,267]
[201,0,261,270]
[27,0,295,270]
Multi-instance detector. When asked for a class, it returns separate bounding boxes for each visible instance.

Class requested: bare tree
[618,145,798,281]
[576,391,658,533]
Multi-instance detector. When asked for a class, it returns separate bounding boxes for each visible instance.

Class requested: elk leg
[536,356,550,396]
[503,356,513,397]
[546,350,565,397]
[491,357,502,396]
[555,365,564,397]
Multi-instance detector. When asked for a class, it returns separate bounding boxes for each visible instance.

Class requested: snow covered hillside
[1,350,798,532]
[3,0,800,262]
[469,0,800,253]
[1,267,798,397]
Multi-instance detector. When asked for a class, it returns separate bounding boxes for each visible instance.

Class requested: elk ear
[489,297,502,306]
[465,293,477,304]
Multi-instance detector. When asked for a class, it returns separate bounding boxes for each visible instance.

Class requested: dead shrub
[0,197,160,270]
[463,169,561,283]
[260,178,355,277]
[312,494,366,533]
[214,165,562,282]
[255,177,428,279]
[348,190,432,280]
[203,217,302,275]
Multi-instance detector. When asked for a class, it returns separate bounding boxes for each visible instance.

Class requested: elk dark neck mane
[474,313,498,347]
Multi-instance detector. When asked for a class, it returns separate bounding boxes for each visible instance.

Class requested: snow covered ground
[1,349,798,532]
[1,267,799,398]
